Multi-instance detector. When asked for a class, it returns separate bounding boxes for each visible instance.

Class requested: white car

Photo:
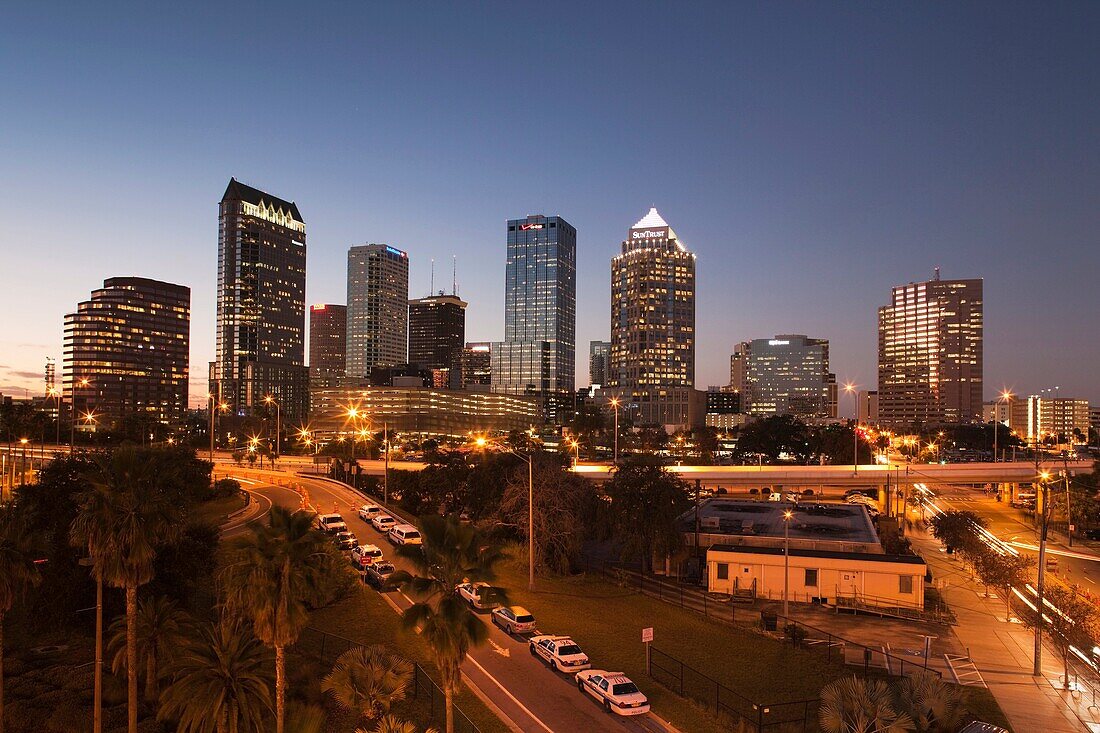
[456,581,501,610]
[371,514,397,532]
[357,503,383,521]
[529,635,590,672]
[575,670,650,716]
[316,513,347,533]
[491,606,536,635]
[351,544,384,568]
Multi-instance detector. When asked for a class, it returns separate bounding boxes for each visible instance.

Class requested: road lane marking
[490,640,511,657]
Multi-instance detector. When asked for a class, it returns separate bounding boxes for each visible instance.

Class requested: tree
[604,457,690,572]
[819,676,914,733]
[894,672,964,732]
[928,511,987,557]
[221,505,345,733]
[0,507,42,733]
[970,551,1034,621]
[497,454,604,574]
[389,515,506,733]
[1017,582,1100,689]
[810,424,874,466]
[735,415,812,464]
[157,621,273,733]
[70,447,183,733]
[286,702,328,733]
[361,716,439,733]
[106,595,191,701]
[321,645,413,724]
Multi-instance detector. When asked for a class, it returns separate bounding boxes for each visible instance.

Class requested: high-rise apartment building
[737,335,837,419]
[491,214,576,421]
[408,294,466,372]
[1010,395,1090,445]
[589,340,611,387]
[66,277,190,428]
[609,208,697,426]
[309,304,347,403]
[877,273,983,427]
[211,179,308,421]
[346,244,410,377]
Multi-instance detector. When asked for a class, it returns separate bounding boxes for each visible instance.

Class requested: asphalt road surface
[222,470,669,733]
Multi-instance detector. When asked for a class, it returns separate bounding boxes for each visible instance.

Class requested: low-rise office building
[310,386,540,439]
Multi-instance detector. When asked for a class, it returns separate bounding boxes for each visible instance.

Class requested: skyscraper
[589,340,611,387]
[609,208,697,426]
[66,277,190,428]
[877,272,983,427]
[309,304,346,404]
[211,179,308,421]
[741,335,837,419]
[408,294,466,374]
[346,244,410,377]
[491,214,576,420]
[459,342,492,391]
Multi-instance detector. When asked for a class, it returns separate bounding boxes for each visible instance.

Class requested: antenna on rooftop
[452,256,457,296]
[430,258,435,296]
[933,266,940,281]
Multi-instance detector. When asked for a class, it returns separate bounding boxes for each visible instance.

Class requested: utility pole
[1034,474,1051,677]
[383,421,390,504]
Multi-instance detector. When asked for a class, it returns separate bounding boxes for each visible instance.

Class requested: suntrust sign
[630,227,668,240]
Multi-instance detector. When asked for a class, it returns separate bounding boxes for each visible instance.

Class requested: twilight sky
[1,2,1098,414]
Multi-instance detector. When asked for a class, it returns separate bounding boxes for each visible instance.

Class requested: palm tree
[894,672,964,732]
[220,505,339,733]
[106,595,190,702]
[286,702,328,733]
[360,716,439,733]
[157,621,273,733]
[390,514,506,733]
[820,676,915,733]
[321,645,413,723]
[0,507,42,733]
[70,447,182,733]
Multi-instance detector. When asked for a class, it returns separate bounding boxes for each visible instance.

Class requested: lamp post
[1034,470,1052,677]
[476,432,536,591]
[783,509,793,616]
[993,390,1013,463]
[609,397,620,465]
[568,437,579,468]
[19,437,28,487]
[264,395,281,458]
[71,377,90,452]
[47,386,61,450]
[844,382,859,474]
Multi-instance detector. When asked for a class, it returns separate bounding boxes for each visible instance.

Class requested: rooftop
[683,498,879,546]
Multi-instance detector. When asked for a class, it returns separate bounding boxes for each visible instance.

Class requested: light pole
[783,509,793,616]
[567,437,579,468]
[476,432,537,591]
[844,382,858,474]
[47,386,61,450]
[264,395,281,458]
[609,397,620,465]
[993,389,1013,463]
[71,377,90,452]
[383,421,390,504]
[1034,470,1052,677]
[18,437,28,487]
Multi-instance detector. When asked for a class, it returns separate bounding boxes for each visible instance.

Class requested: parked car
[351,544,384,568]
[575,670,650,715]
[316,513,347,533]
[388,524,422,546]
[333,531,357,550]
[491,606,536,635]
[783,491,799,503]
[357,503,383,521]
[456,581,501,610]
[529,635,590,672]
[371,514,397,532]
[364,561,396,589]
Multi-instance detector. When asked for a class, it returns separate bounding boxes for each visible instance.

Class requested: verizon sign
[520,223,544,230]
[631,227,668,240]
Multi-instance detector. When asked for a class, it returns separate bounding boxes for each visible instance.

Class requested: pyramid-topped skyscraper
[609,207,698,427]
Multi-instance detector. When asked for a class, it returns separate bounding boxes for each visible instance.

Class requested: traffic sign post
[642,627,654,674]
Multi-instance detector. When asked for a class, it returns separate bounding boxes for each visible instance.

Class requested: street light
[783,509,793,616]
[844,383,859,474]
[993,389,1013,463]
[264,395,281,458]
[475,432,537,591]
[567,437,579,468]
[1034,470,1052,677]
[46,386,61,449]
[608,398,621,465]
[70,378,91,452]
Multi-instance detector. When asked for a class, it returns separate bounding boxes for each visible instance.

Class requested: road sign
[641,627,654,643]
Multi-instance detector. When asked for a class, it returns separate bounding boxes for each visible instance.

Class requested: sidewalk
[912,529,1094,732]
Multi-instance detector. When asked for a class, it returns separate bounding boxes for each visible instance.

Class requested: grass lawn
[190,490,248,526]
[302,583,511,733]
[490,547,853,733]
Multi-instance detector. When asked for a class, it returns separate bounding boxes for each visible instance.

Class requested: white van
[388,524,422,546]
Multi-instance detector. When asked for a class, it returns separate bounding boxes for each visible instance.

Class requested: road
[219,469,670,733]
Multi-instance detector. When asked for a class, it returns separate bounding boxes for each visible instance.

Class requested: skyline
[2,3,1099,410]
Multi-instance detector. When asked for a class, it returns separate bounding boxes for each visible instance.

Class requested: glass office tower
[346,244,410,377]
[211,178,308,422]
[491,214,576,421]
[743,335,837,419]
